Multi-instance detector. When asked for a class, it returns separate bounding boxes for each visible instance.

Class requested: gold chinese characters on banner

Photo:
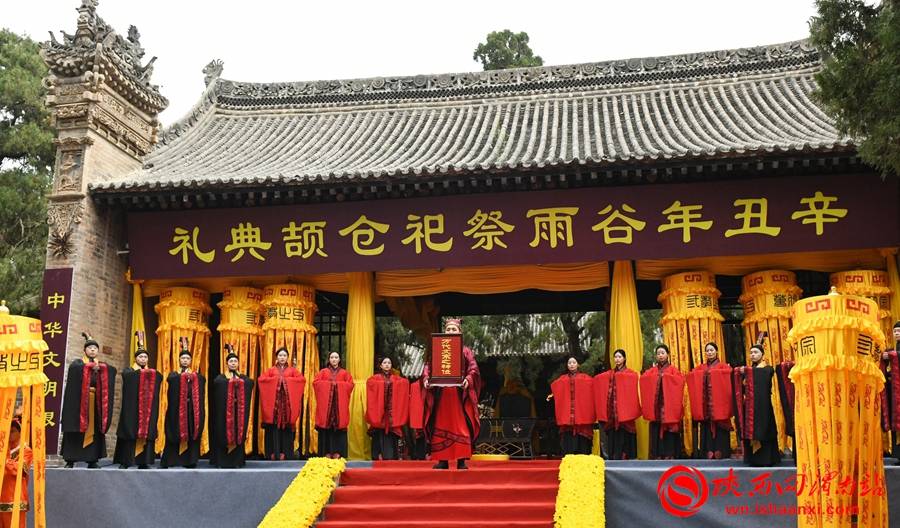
[0,305,49,528]
[261,284,319,454]
[787,291,887,528]
[830,270,894,341]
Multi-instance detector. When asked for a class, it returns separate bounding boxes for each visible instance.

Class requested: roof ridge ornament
[203,59,224,87]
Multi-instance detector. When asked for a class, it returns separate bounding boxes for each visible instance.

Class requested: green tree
[0,30,53,316]
[809,0,900,176]
[473,30,544,70]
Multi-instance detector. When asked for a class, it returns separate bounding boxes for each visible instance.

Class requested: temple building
[39,0,899,461]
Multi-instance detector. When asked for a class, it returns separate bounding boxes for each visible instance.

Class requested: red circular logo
[657,465,709,518]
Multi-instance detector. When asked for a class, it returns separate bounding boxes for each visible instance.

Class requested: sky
[7,0,818,125]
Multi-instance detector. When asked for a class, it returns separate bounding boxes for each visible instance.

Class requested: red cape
[686,362,733,421]
[593,368,641,424]
[882,350,900,432]
[640,365,685,424]
[365,374,410,430]
[258,366,306,425]
[409,379,425,430]
[313,367,354,429]
[551,373,596,426]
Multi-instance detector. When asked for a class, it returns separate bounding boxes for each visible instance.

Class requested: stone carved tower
[41,0,167,446]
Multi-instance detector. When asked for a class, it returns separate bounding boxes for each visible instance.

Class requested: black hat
[178,337,192,358]
[224,344,238,363]
[134,331,149,357]
[82,332,99,350]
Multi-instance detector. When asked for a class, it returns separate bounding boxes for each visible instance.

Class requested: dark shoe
[184,464,196,469]
[64,462,74,469]
[138,465,149,470]
[432,460,449,470]
[87,462,99,469]
[118,464,129,469]
[457,459,468,470]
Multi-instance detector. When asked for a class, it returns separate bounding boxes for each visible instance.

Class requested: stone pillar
[41,0,167,452]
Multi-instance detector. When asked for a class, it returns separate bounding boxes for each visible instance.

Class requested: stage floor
[44,458,900,528]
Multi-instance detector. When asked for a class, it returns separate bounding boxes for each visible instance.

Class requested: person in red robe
[687,342,733,459]
[548,356,595,455]
[594,349,641,459]
[366,357,410,460]
[258,347,306,460]
[423,318,481,470]
[641,344,685,459]
[408,377,426,460]
[1,414,31,528]
[881,321,900,461]
[734,344,780,467]
[313,351,354,459]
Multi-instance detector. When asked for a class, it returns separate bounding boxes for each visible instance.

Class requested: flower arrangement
[553,454,605,528]
[258,457,346,528]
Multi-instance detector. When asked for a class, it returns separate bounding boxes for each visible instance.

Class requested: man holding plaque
[423,318,481,470]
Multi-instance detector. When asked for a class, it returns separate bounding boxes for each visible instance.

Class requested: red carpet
[316,460,560,528]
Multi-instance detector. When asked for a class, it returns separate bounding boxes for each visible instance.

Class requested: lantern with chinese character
[261,284,319,454]
[739,270,803,364]
[787,290,887,528]
[0,301,49,528]
[154,287,212,454]
[830,270,894,340]
[217,286,264,455]
[658,271,726,456]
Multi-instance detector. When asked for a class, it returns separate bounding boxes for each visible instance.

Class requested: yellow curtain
[786,292,887,528]
[141,272,351,298]
[154,287,212,454]
[125,268,146,364]
[884,249,900,324]
[608,261,649,459]
[830,270,894,340]
[261,284,319,455]
[739,269,802,452]
[383,296,440,345]
[376,262,610,296]
[0,308,49,528]
[636,249,887,279]
[658,271,725,456]
[217,287,264,455]
[346,272,375,460]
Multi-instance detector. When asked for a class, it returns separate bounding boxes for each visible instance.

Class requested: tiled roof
[92,40,850,193]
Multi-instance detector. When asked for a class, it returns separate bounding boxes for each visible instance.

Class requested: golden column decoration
[658,271,725,455]
[154,287,212,454]
[0,302,49,528]
[261,284,319,454]
[217,287,264,455]
[787,290,887,528]
[739,269,802,452]
[830,270,894,342]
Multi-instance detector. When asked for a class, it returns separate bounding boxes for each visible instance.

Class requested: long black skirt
[743,439,781,467]
[61,430,105,463]
[160,439,200,468]
[697,421,732,459]
[113,438,156,468]
[407,429,427,460]
[263,424,295,460]
[317,427,348,458]
[560,432,592,455]
[212,442,246,468]
[371,430,400,460]
[605,428,637,460]
[649,422,680,459]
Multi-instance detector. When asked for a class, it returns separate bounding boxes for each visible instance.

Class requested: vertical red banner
[39,268,74,455]
[430,333,463,386]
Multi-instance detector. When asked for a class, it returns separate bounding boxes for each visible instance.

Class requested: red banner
[430,334,463,386]
[39,268,73,455]
[126,174,899,280]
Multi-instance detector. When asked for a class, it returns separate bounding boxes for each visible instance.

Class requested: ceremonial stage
[44,459,900,527]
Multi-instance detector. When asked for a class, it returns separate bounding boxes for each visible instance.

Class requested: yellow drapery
[831,270,895,341]
[261,284,319,455]
[375,262,610,296]
[154,287,212,454]
[346,272,374,460]
[608,261,649,460]
[658,271,726,456]
[636,249,887,279]
[739,269,802,452]
[383,297,440,345]
[125,268,146,364]
[883,249,900,324]
[787,292,887,528]
[0,308,49,528]
[217,287,264,455]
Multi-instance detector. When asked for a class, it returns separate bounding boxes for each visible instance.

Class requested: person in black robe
[211,346,254,468]
[61,333,116,468]
[114,332,163,469]
[734,344,780,467]
[161,344,206,469]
